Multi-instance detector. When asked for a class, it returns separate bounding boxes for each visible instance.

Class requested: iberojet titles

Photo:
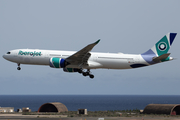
[18,50,41,56]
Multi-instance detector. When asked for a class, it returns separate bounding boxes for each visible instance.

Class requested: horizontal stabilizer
[153,53,171,63]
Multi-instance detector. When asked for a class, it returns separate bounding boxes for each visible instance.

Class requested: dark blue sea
[0,95,180,112]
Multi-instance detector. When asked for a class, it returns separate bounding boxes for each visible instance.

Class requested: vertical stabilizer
[141,33,177,64]
[151,33,177,56]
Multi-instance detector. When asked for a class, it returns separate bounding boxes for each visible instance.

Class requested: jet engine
[49,58,66,68]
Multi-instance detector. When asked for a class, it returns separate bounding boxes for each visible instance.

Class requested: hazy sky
[1,0,180,95]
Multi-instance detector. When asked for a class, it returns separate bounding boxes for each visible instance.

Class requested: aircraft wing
[65,39,100,67]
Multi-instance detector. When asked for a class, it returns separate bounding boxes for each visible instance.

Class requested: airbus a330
[3,33,177,78]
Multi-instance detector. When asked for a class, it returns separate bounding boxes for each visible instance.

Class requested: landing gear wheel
[89,74,94,79]
[86,72,90,76]
[78,69,82,74]
[83,72,87,76]
[17,67,21,70]
[81,69,95,78]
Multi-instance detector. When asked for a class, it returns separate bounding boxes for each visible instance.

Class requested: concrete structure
[22,107,31,112]
[143,104,180,115]
[0,107,14,113]
[17,108,22,112]
[38,102,68,113]
[77,109,87,115]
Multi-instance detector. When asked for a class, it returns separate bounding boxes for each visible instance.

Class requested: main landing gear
[17,63,21,70]
[78,69,94,79]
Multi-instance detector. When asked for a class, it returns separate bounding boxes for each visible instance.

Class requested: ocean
[0,95,180,112]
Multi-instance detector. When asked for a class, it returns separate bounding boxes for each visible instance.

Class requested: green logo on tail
[155,36,170,56]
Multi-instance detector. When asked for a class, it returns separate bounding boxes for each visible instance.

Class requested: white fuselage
[2,33,176,78]
[3,49,148,69]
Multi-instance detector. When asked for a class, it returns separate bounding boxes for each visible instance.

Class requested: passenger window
[7,52,11,54]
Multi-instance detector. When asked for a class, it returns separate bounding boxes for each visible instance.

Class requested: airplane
[3,33,177,79]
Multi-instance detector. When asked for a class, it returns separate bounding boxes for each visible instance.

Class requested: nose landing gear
[17,63,21,70]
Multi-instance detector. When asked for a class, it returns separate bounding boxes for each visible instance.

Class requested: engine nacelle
[63,68,79,72]
[49,58,66,68]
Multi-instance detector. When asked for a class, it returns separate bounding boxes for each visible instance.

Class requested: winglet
[94,39,100,44]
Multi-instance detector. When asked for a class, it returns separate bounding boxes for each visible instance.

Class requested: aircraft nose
[3,54,9,60]
[3,54,6,59]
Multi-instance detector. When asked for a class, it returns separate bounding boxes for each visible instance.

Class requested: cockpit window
[7,52,11,54]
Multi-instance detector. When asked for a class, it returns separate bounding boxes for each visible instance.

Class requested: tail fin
[142,33,177,56]
[141,33,177,64]
[151,33,177,56]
